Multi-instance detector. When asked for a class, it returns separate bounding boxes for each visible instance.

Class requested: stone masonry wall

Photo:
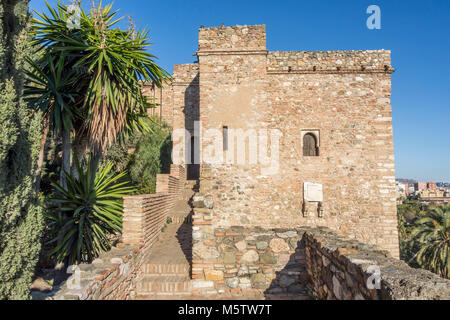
[198,25,267,51]
[304,228,450,300]
[195,24,399,257]
[191,190,450,300]
[52,166,186,300]
[267,50,393,73]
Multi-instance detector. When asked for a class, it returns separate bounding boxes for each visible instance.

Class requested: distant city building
[421,189,444,198]
[426,182,437,190]
[396,182,408,199]
[418,187,450,205]
[414,182,427,191]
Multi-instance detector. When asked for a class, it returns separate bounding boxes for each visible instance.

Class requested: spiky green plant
[410,205,449,278]
[47,157,135,265]
[30,1,170,161]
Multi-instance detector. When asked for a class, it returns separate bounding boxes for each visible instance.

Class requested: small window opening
[223,126,229,151]
[303,133,319,156]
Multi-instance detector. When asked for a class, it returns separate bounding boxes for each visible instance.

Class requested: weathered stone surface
[193,280,215,289]
[204,198,214,209]
[260,253,277,265]
[288,283,305,294]
[204,269,224,281]
[270,238,290,253]
[277,231,298,239]
[226,278,239,289]
[279,275,296,288]
[192,195,205,208]
[194,243,220,260]
[251,273,266,289]
[30,278,52,293]
[256,241,269,250]
[238,266,249,277]
[235,240,247,252]
[223,252,236,264]
[241,250,259,263]
[332,275,343,299]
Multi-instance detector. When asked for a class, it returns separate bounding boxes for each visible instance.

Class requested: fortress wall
[267,50,392,72]
[193,24,398,258]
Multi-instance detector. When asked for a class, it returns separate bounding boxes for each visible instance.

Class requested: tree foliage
[0,0,44,300]
[410,205,449,278]
[128,120,172,194]
[102,118,172,194]
[28,0,170,158]
[398,201,449,279]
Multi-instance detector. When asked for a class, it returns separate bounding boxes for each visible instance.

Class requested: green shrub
[0,0,44,300]
[102,118,172,195]
[47,157,134,265]
[128,123,172,194]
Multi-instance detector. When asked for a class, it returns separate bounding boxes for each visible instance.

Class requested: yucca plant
[31,1,171,162]
[47,157,135,265]
[24,53,81,190]
[410,205,449,278]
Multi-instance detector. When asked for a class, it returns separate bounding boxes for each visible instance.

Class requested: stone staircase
[134,181,196,299]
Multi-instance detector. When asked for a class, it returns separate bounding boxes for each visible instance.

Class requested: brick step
[141,263,190,276]
[136,276,192,295]
[167,215,193,224]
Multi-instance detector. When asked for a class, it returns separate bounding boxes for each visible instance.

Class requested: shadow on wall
[175,182,199,276]
[184,74,200,181]
[263,239,311,300]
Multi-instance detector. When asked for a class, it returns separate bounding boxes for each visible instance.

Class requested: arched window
[303,133,319,156]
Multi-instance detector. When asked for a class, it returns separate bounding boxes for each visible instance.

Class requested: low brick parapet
[50,165,186,300]
[53,244,144,300]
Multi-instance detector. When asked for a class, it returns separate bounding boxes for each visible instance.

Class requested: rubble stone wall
[191,192,450,300]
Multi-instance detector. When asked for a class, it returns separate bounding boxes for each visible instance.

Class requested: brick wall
[52,165,186,300]
[122,194,172,247]
[53,244,145,300]
[142,82,174,126]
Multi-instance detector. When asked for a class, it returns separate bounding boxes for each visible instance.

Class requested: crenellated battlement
[267,50,393,73]
[198,24,267,52]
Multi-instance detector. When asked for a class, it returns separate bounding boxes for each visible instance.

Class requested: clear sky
[29,0,450,182]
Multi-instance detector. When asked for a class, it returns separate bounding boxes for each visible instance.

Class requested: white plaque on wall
[304,182,323,202]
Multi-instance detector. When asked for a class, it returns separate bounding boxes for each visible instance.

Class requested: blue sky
[29,0,450,182]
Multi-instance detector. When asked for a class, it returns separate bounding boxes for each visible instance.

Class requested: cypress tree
[0,0,43,300]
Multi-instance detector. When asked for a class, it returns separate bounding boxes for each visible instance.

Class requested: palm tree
[25,53,81,190]
[410,205,449,278]
[30,1,170,168]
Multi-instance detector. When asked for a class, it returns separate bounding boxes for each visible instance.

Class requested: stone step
[141,263,190,276]
[167,215,193,225]
[136,276,192,295]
